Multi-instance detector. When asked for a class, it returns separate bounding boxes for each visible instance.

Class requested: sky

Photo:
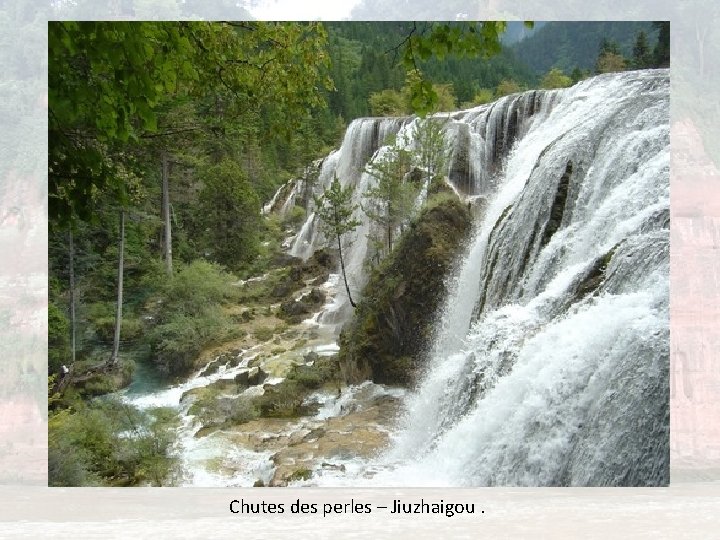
[249,0,361,20]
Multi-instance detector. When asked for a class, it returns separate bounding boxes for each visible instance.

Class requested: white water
[313,69,670,487]
[122,70,669,487]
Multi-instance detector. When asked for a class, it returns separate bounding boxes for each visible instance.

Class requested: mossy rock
[286,467,312,482]
[72,360,135,398]
[277,288,326,324]
[338,193,472,385]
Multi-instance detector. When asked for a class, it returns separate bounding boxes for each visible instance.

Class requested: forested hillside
[512,21,659,74]
[325,22,536,119]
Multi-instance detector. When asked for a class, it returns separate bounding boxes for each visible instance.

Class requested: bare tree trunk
[336,233,356,308]
[109,210,125,367]
[69,230,76,365]
[161,152,173,276]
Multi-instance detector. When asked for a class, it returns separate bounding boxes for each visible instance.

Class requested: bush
[253,326,275,342]
[540,68,573,89]
[160,260,240,314]
[287,467,312,482]
[150,307,231,376]
[229,397,260,425]
[258,380,306,417]
[282,206,307,229]
[146,260,241,377]
[48,399,178,486]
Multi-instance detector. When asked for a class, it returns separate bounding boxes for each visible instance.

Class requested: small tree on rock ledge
[314,175,360,308]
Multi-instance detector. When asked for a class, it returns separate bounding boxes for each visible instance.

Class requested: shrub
[48,399,179,487]
[287,467,312,482]
[253,326,275,342]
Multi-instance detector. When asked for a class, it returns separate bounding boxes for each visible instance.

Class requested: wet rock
[302,427,326,442]
[234,370,250,386]
[248,367,268,386]
[198,357,223,377]
[278,288,326,324]
[321,462,346,472]
[338,192,472,385]
[247,356,263,368]
[303,351,319,364]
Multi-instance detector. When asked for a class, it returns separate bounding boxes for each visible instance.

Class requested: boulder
[338,192,472,385]
[247,367,268,386]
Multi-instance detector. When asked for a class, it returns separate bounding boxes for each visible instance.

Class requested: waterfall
[287,117,411,323]
[317,69,670,487]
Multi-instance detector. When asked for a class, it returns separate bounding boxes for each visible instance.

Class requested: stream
[120,271,405,487]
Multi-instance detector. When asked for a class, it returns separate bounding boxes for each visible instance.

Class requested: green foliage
[653,22,670,67]
[156,260,240,313]
[150,308,231,376]
[413,116,452,185]
[49,21,332,225]
[189,387,259,428]
[631,30,654,69]
[48,399,179,486]
[368,78,457,117]
[401,22,509,115]
[48,302,70,374]
[513,22,656,75]
[147,260,240,376]
[540,68,573,89]
[198,159,261,270]
[462,88,495,107]
[596,52,627,74]
[286,356,340,390]
[282,206,307,229]
[257,379,307,417]
[363,136,416,254]
[339,191,472,385]
[369,88,407,116]
[570,67,590,84]
[314,175,362,242]
[496,79,522,97]
[287,467,312,482]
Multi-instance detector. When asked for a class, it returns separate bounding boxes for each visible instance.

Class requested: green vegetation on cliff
[338,187,472,385]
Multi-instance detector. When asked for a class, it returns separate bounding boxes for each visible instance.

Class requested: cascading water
[313,69,670,487]
[289,116,413,324]
[121,70,668,488]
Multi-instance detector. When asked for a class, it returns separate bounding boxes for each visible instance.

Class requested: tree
[314,176,361,308]
[161,152,173,276]
[595,38,627,73]
[596,52,627,74]
[109,210,125,368]
[68,230,76,365]
[413,116,452,190]
[49,21,332,225]
[540,67,573,89]
[198,159,261,271]
[496,79,522,97]
[363,138,415,254]
[393,21,520,115]
[369,89,407,116]
[463,88,495,107]
[653,22,670,68]
[632,30,653,69]
[570,67,589,84]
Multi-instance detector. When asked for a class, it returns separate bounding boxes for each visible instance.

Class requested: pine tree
[632,31,653,69]
[363,137,415,255]
[652,22,670,68]
[314,175,361,308]
[413,116,452,190]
